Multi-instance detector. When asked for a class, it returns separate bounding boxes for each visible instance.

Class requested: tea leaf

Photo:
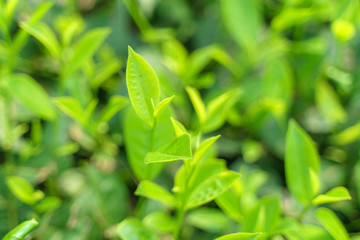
[65,28,110,75]
[2,219,38,240]
[185,86,206,124]
[332,121,360,145]
[215,180,243,221]
[285,119,319,205]
[153,95,174,119]
[126,46,160,126]
[20,22,60,58]
[313,186,351,205]
[271,8,313,31]
[220,0,263,49]
[5,74,56,120]
[315,208,349,240]
[186,170,240,209]
[98,95,128,123]
[53,97,85,125]
[143,211,175,234]
[135,180,175,207]
[215,232,262,240]
[187,207,231,233]
[6,176,44,205]
[116,218,159,240]
[145,133,192,163]
[170,117,187,137]
[193,135,221,164]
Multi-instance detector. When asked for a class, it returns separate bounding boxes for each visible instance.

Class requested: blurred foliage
[1,0,360,239]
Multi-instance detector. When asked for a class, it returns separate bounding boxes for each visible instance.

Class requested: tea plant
[1,0,360,239]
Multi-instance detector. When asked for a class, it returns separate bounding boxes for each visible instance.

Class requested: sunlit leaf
[135,180,176,207]
[313,187,351,205]
[316,208,349,240]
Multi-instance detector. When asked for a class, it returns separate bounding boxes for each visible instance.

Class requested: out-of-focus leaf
[35,196,61,213]
[186,86,206,124]
[272,8,313,31]
[332,121,360,145]
[4,74,56,120]
[285,119,319,205]
[65,28,110,75]
[53,97,85,125]
[243,196,280,233]
[98,96,128,123]
[193,135,221,164]
[313,187,351,205]
[331,19,356,42]
[170,117,187,137]
[215,232,262,240]
[221,0,263,49]
[135,180,175,207]
[2,219,38,240]
[116,218,159,240]
[216,180,243,221]
[6,176,44,205]
[316,79,346,126]
[186,170,240,209]
[143,211,175,234]
[91,59,122,89]
[126,46,160,126]
[20,22,60,58]
[315,208,349,240]
[187,207,231,233]
[145,133,191,163]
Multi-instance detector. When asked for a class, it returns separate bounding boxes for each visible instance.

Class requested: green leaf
[313,187,351,205]
[316,79,346,126]
[6,176,44,205]
[187,207,231,233]
[186,170,240,209]
[20,22,60,58]
[153,95,174,119]
[65,28,110,75]
[243,196,281,233]
[98,96,128,123]
[144,134,192,163]
[215,180,243,221]
[2,219,38,240]
[271,8,313,31]
[193,135,221,164]
[135,180,175,207]
[332,121,360,145]
[5,74,56,120]
[143,211,175,234]
[285,119,320,205]
[35,196,61,213]
[52,97,85,125]
[126,46,160,126]
[91,59,122,89]
[116,218,159,240]
[186,86,207,124]
[124,107,174,180]
[220,0,263,49]
[331,19,356,42]
[4,0,18,24]
[170,117,187,137]
[215,232,262,240]
[315,208,349,240]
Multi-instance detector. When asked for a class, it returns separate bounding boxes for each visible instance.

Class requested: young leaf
[52,97,85,125]
[243,196,281,233]
[116,218,159,240]
[126,46,160,126]
[285,119,320,205]
[193,135,221,164]
[2,219,38,240]
[215,180,243,221]
[186,170,240,209]
[6,176,44,205]
[170,117,187,137]
[315,208,350,240]
[332,121,360,145]
[186,86,206,124]
[4,74,56,120]
[98,95,128,123]
[143,211,175,234]
[144,134,192,163]
[187,207,231,233]
[220,0,263,49]
[215,232,262,240]
[20,22,60,58]
[135,180,175,207]
[65,28,110,75]
[153,95,174,119]
[312,187,351,205]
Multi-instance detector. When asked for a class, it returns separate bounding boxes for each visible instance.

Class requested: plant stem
[296,203,312,223]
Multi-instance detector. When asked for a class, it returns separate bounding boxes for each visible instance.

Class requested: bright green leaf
[331,19,356,42]
[135,180,175,207]
[215,232,262,240]
[2,219,38,240]
[193,135,221,164]
[187,207,231,233]
[170,117,187,137]
[316,208,349,240]
[98,96,128,123]
[332,121,360,145]
[52,97,85,125]
[186,86,206,124]
[126,46,160,126]
[116,218,159,240]
[313,187,351,205]
[153,95,174,119]
[5,74,56,120]
[143,211,175,234]
[6,176,44,205]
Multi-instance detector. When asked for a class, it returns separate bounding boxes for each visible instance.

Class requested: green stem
[296,203,312,223]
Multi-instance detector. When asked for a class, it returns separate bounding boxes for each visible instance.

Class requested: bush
[0,0,359,239]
